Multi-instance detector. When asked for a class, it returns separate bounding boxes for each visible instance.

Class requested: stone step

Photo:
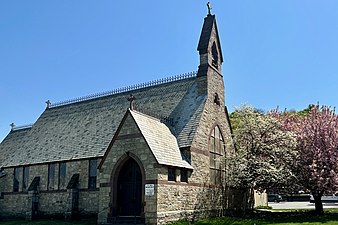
[109,216,144,225]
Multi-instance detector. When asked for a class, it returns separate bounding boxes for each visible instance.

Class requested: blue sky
[1,0,338,141]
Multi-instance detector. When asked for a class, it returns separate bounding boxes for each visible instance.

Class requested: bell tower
[197,5,223,77]
[196,3,226,110]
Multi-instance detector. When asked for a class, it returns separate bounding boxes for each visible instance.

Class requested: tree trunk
[312,191,324,215]
[241,189,247,216]
[248,187,255,211]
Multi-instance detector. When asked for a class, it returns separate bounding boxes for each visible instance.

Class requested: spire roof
[197,14,223,63]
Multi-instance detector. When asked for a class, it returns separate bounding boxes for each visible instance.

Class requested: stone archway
[110,155,144,221]
[117,157,142,216]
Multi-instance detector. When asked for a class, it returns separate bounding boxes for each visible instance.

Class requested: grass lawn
[170,209,338,225]
[195,214,338,225]
[1,210,338,225]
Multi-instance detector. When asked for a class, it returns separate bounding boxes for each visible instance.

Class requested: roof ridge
[131,108,174,127]
[129,109,160,121]
[49,71,197,108]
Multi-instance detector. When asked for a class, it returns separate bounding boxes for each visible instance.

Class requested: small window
[13,167,20,192]
[214,93,220,106]
[22,166,29,192]
[168,168,176,181]
[48,163,56,190]
[58,162,67,190]
[180,149,191,164]
[88,159,97,189]
[180,170,188,183]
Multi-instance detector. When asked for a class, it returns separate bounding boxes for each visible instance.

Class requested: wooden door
[116,158,142,216]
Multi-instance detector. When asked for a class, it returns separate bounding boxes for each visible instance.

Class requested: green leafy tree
[227,105,298,212]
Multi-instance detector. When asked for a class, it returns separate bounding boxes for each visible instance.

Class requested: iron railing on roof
[49,71,197,108]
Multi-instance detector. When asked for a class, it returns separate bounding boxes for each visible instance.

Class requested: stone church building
[0,12,252,225]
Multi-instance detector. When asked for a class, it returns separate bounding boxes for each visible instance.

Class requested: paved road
[269,201,338,209]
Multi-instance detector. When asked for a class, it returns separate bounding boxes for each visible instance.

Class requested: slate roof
[130,110,193,169]
[0,128,31,168]
[0,75,206,168]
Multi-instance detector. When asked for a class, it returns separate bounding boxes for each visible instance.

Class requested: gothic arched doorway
[115,157,143,217]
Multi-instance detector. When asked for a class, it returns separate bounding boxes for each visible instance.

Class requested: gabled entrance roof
[99,109,193,170]
[130,110,193,169]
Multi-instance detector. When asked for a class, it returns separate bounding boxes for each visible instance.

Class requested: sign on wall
[145,184,155,196]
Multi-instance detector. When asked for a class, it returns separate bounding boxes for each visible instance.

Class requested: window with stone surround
[22,166,29,192]
[209,125,225,185]
[180,149,191,164]
[13,167,20,192]
[180,169,188,182]
[47,163,56,190]
[168,168,176,181]
[58,162,67,190]
[88,159,97,189]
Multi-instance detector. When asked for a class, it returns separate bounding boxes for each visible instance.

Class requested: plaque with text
[145,184,155,196]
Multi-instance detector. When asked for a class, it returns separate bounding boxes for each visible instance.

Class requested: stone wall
[79,191,100,215]
[156,183,224,225]
[254,191,268,207]
[0,167,14,193]
[38,192,69,216]
[0,158,100,219]
[155,161,225,225]
[0,192,28,218]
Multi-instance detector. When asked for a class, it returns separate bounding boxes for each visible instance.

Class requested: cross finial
[45,100,51,109]
[207,2,212,15]
[127,94,136,110]
[10,123,15,131]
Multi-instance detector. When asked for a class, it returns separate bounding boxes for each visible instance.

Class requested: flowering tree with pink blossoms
[275,105,338,214]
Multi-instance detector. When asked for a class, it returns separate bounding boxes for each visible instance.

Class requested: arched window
[211,42,219,67]
[209,125,225,185]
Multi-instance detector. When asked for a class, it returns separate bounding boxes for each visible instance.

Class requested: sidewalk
[269,201,338,209]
